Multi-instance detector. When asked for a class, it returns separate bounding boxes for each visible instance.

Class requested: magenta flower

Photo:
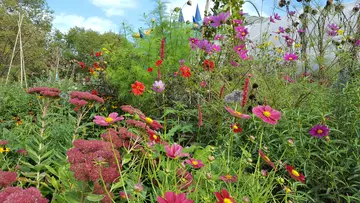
[185,158,204,169]
[200,81,207,87]
[157,191,194,203]
[93,112,124,126]
[0,170,17,188]
[0,140,8,146]
[0,187,48,203]
[274,13,281,20]
[288,11,296,16]
[165,143,189,159]
[152,80,165,93]
[203,16,213,25]
[274,26,285,34]
[233,19,243,25]
[309,124,330,138]
[270,16,275,23]
[214,34,224,41]
[235,26,248,40]
[355,39,360,46]
[297,29,305,33]
[224,106,251,119]
[212,44,221,52]
[119,191,131,200]
[134,182,144,193]
[211,11,230,28]
[220,174,238,183]
[239,10,247,16]
[284,53,298,61]
[252,105,281,125]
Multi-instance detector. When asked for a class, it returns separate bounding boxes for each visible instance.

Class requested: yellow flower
[337,29,344,35]
[0,148,11,153]
[295,43,302,48]
[274,36,279,40]
[102,47,110,54]
[275,48,283,53]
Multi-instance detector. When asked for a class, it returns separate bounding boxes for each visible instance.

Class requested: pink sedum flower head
[93,112,124,126]
[165,143,189,159]
[252,105,281,125]
[284,53,298,61]
[309,124,330,138]
[185,158,204,169]
[224,106,251,119]
[157,191,194,203]
[152,80,165,93]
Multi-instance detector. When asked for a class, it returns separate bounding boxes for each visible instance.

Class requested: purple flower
[152,80,165,93]
[288,11,296,16]
[282,35,294,47]
[309,124,329,138]
[203,16,213,25]
[210,11,231,28]
[230,60,239,67]
[328,23,339,31]
[196,40,212,53]
[297,29,305,33]
[270,16,275,23]
[239,10,247,16]
[189,38,198,50]
[233,19,243,25]
[284,53,298,61]
[355,39,360,46]
[179,59,185,66]
[274,26,285,34]
[134,182,143,193]
[274,13,281,20]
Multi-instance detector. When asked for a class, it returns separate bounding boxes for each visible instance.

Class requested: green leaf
[86,194,104,202]
[122,153,132,165]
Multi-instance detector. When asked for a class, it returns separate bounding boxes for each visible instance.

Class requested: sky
[48,0,358,34]
[48,0,270,34]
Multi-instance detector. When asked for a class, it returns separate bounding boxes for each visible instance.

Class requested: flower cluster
[66,139,121,182]
[69,91,104,111]
[0,187,48,203]
[188,38,221,54]
[0,170,17,188]
[27,87,61,98]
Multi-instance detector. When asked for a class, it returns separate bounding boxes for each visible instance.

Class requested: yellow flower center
[192,160,198,165]
[317,129,323,134]
[263,111,271,117]
[153,135,158,140]
[289,57,293,60]
[224,198,233,203]
[234,111,242,116]
[264,155,271,162]
[181,178,187,182]
[225,175,232,179]
[105,117,113,123]
[233,125,238,130]
[145,117,153,124]
[291,169,300,177]
[242,32,246,36]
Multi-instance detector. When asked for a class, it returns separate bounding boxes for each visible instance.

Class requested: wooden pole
[19,14,24,86]
[5,13,22,84]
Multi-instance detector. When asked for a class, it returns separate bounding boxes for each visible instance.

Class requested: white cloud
[91,0,137,17]
[53,14,118,33]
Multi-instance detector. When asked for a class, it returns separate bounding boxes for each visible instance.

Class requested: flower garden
[1,0,360,202]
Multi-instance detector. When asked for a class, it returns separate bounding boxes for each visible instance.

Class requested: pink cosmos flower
[214,34,224,41]
[355,39,360,46]
[284,53,298,61]
[309,124,330,138]
[185,158,204,169]
[270,16,275,23]
[252,105,281,125]
[93,112,124,126]
[274,13,281,20]
[157,191,194,203]
[165,143,189,159]
[224,106,251,119]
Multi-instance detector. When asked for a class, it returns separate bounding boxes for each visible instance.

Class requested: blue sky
[48,0,358,34]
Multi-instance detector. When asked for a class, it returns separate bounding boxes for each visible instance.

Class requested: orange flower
[155,59,163,67]
[131,81,145,96]
[285,164,305,183]
[180,66,191,78]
